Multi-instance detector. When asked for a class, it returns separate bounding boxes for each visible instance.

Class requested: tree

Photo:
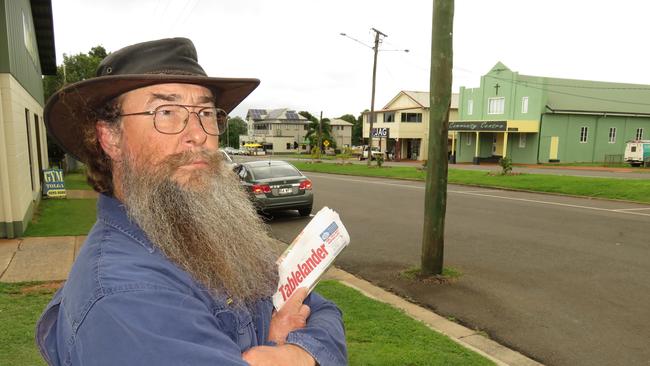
[299,111,335,151]
[222,116,247,148]
[43,45,109,167]
[351,111,367,146]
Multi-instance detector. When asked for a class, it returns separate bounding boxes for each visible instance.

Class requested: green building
[1,0,56,237]
[453,62,650,164]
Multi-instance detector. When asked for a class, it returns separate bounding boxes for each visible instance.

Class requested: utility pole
[367,27,386,166]
[319,111,323,153]
[421,0,454,275]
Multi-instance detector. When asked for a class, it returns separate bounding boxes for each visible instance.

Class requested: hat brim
[45,74,259,163]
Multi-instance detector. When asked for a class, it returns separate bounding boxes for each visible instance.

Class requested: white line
[308,172,650,218]
[612,208,650,212]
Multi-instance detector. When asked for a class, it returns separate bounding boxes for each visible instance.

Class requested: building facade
[327,118,353,148]
[362,91,459,161]
[241,109,311,153]
[1,0,56,238]
[455,62,650,164]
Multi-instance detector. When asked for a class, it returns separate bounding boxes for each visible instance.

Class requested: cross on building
[494,83,500,95]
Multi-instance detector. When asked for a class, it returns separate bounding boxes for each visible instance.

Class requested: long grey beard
[119,150,279,307]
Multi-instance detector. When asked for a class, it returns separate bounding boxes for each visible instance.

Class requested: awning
[243,143,262,148]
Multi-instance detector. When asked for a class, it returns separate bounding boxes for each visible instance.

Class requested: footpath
[0,233,542,366]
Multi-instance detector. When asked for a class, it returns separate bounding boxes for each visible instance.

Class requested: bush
[498,157,513,175]
[375,154,384,167]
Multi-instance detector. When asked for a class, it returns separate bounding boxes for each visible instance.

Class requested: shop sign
[43,169,66,198]
[449,121,507,131]
[371,128,389,137]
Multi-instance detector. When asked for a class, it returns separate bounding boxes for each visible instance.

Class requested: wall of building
[0,73,47,237]
[0,0,45,104]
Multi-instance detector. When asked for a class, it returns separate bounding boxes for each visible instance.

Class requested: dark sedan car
[235,160,313,216]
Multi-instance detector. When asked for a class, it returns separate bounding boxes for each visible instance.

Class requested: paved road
[232,154,650,179]
[266,173,650,366]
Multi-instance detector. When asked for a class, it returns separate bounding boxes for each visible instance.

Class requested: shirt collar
[97,193,155,253]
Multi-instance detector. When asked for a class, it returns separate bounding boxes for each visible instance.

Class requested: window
[519,134,526,148]
[636,128,644,140]
[579,126,588,143]
[400,113,422,123]
[304,124,309,130]
[608,127,617,143]
[384,112,395,123]
[467,100,473,115]
[487,97,505,114]
[521,97,529,114]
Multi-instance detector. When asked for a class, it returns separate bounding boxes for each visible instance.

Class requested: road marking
[307,172,650,218]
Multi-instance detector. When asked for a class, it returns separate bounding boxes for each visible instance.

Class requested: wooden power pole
[421,0,454,275]
[367,27,386,166]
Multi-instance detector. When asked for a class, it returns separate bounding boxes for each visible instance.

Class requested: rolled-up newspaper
[272,207,350,310]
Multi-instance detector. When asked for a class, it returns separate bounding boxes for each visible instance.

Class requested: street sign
[323,140,330,147]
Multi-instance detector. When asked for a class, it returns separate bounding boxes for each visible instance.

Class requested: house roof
[328,118,353,126]
[30,0,56,75]
[246,108,309,122]
[383,90,459,110]
[487,62,650,115]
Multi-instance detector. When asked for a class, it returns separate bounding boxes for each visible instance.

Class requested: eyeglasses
[119,104,228,136]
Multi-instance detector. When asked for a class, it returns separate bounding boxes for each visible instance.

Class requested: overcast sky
[51,0,650,119]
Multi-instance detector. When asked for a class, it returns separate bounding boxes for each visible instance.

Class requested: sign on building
[448,121,507,131]
[43,169,66,198]
[371,128,390,138]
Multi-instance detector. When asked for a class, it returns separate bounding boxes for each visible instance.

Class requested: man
[36,38,347,365]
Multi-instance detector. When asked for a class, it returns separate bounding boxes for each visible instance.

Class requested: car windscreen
[250,165,301,180]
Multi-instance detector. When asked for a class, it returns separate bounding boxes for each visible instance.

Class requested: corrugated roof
[395,91,459,109]
[328,118,353,126]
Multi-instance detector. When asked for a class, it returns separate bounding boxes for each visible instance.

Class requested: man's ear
[96,121,122,161]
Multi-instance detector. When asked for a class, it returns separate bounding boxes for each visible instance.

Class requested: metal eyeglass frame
[119,104,228,136]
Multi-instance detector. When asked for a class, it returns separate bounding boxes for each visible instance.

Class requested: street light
[341,29,408,166]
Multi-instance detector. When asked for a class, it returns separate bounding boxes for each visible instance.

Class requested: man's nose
[182,112,208,145]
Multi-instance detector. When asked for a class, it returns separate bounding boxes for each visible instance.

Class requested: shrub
[498,157,513,175]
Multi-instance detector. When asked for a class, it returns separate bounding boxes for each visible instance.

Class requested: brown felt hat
[44,37,259,163]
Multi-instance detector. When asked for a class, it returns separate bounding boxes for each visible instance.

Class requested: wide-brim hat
[44,37,259,163]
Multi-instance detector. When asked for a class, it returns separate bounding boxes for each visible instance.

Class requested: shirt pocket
[213,308,256,351]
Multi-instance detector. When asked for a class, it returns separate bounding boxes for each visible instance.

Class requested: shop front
[449,120,539,164]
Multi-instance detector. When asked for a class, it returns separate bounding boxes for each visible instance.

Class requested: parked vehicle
[624,140,650,167]
[222,147,239,156]
[235,160,313,216]
[357,145,386,161]
[218,149,236,169]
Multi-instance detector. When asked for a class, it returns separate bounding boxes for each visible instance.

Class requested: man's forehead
[121,83,215,104]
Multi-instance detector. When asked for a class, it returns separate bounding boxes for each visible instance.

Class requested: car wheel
[298,205,312,217]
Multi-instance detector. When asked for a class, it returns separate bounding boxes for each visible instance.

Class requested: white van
[623,140,650,167]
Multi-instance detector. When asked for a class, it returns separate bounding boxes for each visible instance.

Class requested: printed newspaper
[272,207,350,310]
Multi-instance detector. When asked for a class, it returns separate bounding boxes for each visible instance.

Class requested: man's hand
[268,287,311,345]
[242,344,315,366]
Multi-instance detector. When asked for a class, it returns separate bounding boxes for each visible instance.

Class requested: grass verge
[1,281,493,366]
[64,173,92,190]
[24,199,97,236]
[0,282,60,366]
[316,280,494,365]
[292,162,650,203]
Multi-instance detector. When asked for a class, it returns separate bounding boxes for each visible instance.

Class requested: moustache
[158,150,224,174]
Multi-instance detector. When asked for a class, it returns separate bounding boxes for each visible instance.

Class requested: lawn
[0,281,493,366]
[64,173,92,190]
[292,162,650,203]
[24,199,97,236]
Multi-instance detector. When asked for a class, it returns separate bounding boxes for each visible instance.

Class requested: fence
[603,154,623,167]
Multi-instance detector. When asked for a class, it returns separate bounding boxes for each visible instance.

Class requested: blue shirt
[36,194,347,365]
